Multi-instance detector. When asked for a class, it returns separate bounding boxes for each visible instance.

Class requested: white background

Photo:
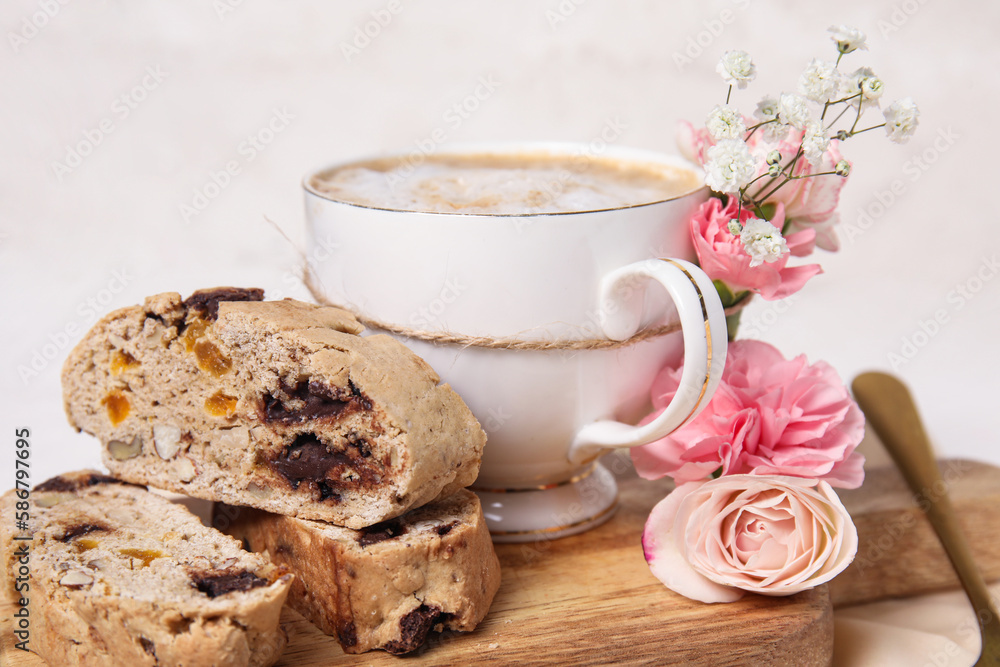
[4,0,996,483]
[1,1,998,664]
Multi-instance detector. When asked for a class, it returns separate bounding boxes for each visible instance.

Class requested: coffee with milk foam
[308,152,702,215]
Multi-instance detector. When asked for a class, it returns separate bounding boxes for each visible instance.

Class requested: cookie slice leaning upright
[0,471,292,667]
[62,288,486,529]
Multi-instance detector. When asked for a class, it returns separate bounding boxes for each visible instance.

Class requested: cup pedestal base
[473,463,619,543]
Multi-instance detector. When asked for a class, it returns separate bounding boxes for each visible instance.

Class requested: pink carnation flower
[677,120,849,251]
[632,340,866,489]
[691,196,821,300]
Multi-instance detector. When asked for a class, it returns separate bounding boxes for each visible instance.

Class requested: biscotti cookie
[216,489,501,655]
[62,288,486,529]
[0,470,292,667]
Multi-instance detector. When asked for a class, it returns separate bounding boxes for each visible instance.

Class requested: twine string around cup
[301,262,750,352]
[266,215,748,352]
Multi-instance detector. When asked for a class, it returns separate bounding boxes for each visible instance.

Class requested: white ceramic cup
[303,143,727,542]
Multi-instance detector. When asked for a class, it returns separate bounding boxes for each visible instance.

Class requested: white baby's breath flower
[754,96,778,122]
[860,75,884,102]
[754,96,789,143]
[740,218,789,267]
[801,121,830,166]
[798,59,842,103]
[835,159,851,176]
[706,104,747,141]
[842,67,884,109]
[828,25,868,54]
[776,93,812,130]
[727,219,743,235]
[716,50,757,89]
[705,138,757,194]
[882,97,920,144]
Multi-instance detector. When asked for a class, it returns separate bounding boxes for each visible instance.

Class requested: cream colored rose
[642,475,858,603]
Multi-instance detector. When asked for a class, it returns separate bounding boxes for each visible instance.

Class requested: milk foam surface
[309,153,702,215]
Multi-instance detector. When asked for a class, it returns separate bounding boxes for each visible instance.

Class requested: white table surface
[1,2,997,665]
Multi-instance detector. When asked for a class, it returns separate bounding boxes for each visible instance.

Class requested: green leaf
[713,280,737,307]
[759,202,777,222]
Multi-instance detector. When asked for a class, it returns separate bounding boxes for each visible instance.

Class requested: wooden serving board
[3,457,999,666]
[831,458,1000,607]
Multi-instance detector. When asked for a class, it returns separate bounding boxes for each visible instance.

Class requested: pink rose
[677,120,849,251]
[632,340,866,488]
[642,475,858,603]
[690,196,821,301]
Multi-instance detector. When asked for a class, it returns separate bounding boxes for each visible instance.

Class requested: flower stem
[754,169,843,215]
[797,170,840,177]
[827,91,863,106]
[849,96,865,134]
[726,310,743,341]
[742,171,776,192]
[752,148,804,203]
[720,290,752,341]
[744,118,777,141]
[754,178,792,206]
[847,123,887,136]
[749,158,792,203]
[738,171,779,223]
[824,105,852,131]
[726,84,733,105]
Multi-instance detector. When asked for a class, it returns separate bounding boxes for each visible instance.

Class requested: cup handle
[568,258,728,464]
